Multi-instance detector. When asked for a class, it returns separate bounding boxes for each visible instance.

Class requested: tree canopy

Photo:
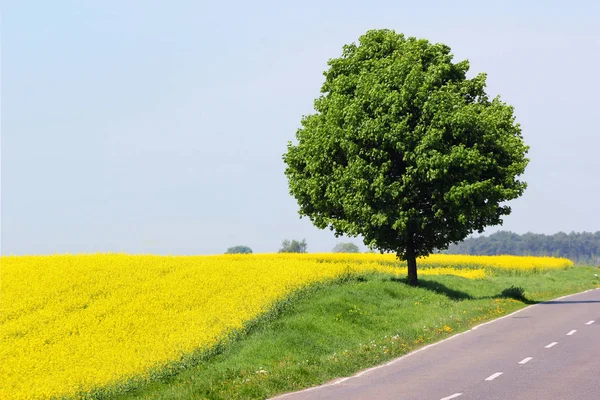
[225,245,253,254]
[447,231,600,265]
[283,29,529,285]
[279,239,308,253]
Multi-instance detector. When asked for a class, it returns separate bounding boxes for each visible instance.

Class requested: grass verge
[79,267,599,400]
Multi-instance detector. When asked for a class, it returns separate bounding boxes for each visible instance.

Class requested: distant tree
[446,231,600,265]
[279,239,307,253]
[332,242,360,253]
[225,245,253,254]
[283,29,529,285]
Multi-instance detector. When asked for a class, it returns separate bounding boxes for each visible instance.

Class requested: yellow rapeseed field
[414,254,573,272]
[0,253,571,399]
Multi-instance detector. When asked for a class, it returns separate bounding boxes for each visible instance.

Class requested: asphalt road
[273,288,600,400]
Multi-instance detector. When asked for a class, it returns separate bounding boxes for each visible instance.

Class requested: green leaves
[225,246,253,254]
[283,29,529,263]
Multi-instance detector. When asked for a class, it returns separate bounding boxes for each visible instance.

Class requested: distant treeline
[446,231,600,265]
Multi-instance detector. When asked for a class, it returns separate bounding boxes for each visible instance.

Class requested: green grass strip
[73,267,599,400]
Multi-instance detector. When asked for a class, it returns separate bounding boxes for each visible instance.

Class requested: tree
[333,242,360,253]
[283,29,529,285]
[225,245,253,254]
[279,239,307,253]
[446,231,600,265]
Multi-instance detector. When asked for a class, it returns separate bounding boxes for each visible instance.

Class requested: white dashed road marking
[485,372,503,381]
[271,289,600,400]
[567,330,577,336]
[440,393,463,400]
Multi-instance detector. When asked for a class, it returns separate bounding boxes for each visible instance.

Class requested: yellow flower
[0,253,569,399]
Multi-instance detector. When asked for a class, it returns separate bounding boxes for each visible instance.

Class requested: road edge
[271,286,600,399]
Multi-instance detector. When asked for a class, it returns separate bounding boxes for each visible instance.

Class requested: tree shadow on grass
[494,286,538,305]
[390,277,473,300]
[416,279,475,301]
[391,277,538,304]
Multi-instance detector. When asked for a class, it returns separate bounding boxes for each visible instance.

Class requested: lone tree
[283,30,529,286]
[279,239,308,253]
[225,245,253,254]
[333,242,360,253]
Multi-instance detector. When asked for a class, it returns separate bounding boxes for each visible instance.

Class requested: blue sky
[2,1,599,255]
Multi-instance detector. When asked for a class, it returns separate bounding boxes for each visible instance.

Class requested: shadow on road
[541,300,600,304]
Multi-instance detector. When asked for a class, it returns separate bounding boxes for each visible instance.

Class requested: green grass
[80,267,599,400]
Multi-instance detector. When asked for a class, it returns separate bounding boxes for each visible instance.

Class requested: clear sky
[2,1,599,255]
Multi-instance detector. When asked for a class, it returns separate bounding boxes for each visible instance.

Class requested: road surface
[273,288,600,400]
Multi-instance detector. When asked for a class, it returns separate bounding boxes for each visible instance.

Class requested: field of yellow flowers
[0,253,572,399]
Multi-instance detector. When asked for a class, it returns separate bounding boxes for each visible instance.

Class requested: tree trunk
[405,238,418,286]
